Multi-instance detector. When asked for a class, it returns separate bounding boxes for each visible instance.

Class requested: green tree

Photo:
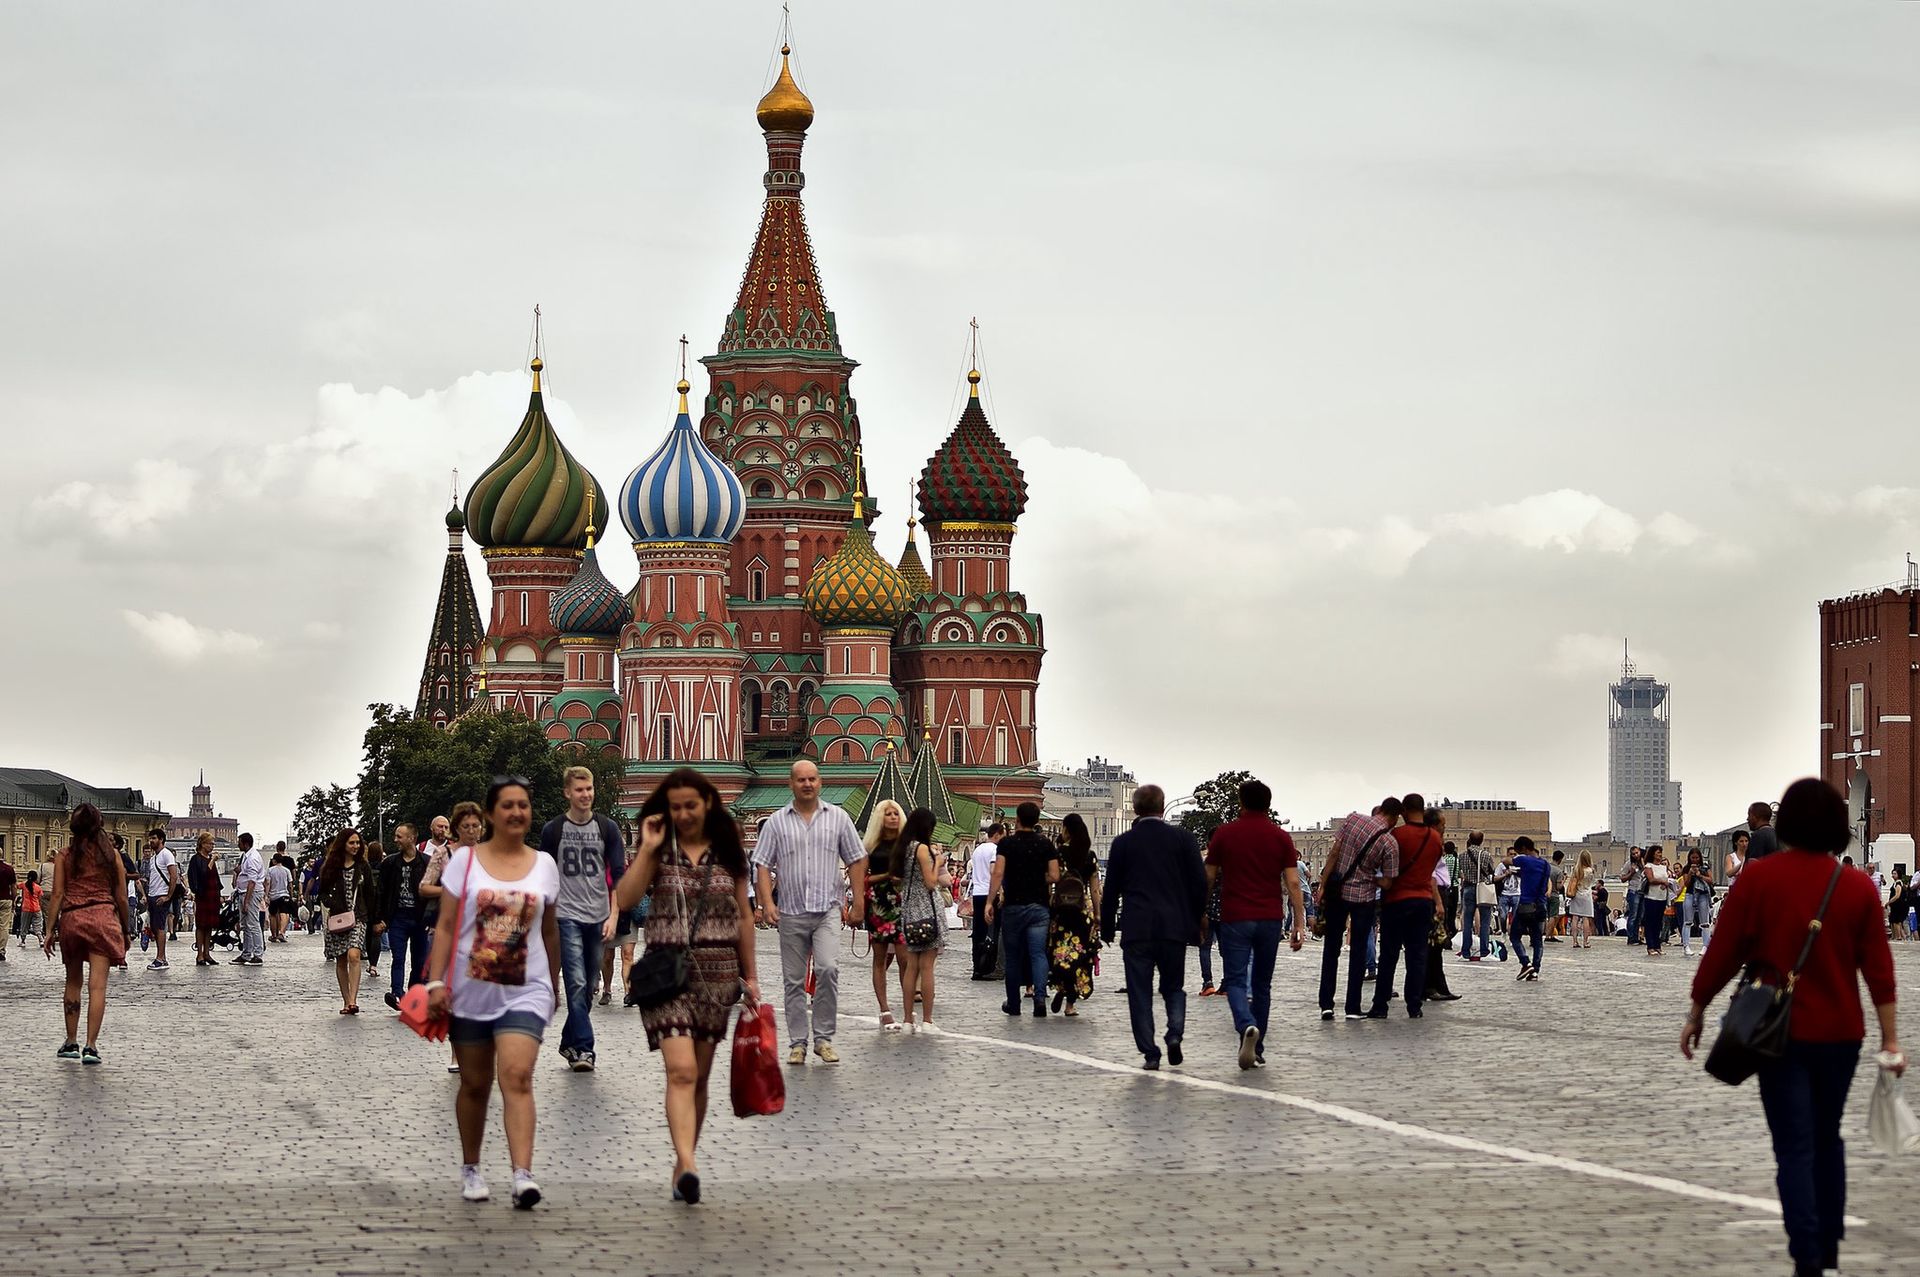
[289,783,356,850]
[1177,770,1276,844]
[350,703,616,846]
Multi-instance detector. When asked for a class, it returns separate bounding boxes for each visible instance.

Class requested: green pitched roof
[853,746,911,833]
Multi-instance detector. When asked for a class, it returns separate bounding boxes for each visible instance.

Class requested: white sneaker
[511,1169,541,1210]
[461,1165,489,1202]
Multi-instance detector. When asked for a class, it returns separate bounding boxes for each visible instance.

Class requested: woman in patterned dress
[861,800,908,1030]
[1047,813,1100,1015]
[316,828,374,1014]
[895,807,945,1031]
[613,767,760,1206]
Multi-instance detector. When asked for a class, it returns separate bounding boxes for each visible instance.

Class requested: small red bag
[730,1001,786,1118]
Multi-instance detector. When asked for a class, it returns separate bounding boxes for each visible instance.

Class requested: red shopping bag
[731,1001,786,1118]
[804,954,816,996]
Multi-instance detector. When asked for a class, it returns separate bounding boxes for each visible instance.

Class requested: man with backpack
[539,765,627,1074]
[1204,779,1305,1069]
[1315,798,1401,1022]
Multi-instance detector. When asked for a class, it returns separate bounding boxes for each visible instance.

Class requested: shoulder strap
[1788,861,1847,985]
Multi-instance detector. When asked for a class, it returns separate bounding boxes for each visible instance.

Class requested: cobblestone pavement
[1,929,1916,1275]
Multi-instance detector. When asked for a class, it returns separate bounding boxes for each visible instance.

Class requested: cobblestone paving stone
[1,931,1916,1275]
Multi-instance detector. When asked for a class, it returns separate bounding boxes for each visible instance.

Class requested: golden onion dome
[756,44,814,133]
[803,494,911,628]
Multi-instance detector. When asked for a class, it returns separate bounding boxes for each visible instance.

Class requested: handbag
[1868,1052,1920,1155]
[730,999,786,1118]
[626,845,717,1010]
[1704,861,1843,1087]
[1475,882,1496,907]
[325,865,359,933]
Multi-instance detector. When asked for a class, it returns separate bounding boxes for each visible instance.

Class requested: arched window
[745,684,763,732]
[752,480,775,499]
[750,569,766,601]
[804,479,826,500]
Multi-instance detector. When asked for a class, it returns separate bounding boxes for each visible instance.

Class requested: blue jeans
[386,914,427,999]
[1370,898,1433,1015]
[1625,889,1642,944]
[1198,931,1216,985]
[1217,919,1283,1039]
[1121,939,1188,1061]
[556,918,603,1055]
[1757,1040,1859,1272]
[1000,904,1050,1011]
[1467,900,1494,955]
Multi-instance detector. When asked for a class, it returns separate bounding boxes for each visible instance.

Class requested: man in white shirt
[232,833,266,965]
[142,829,178,971]
[752,761,868,1066]
[265,845,294,943]
[969,823,1005,980]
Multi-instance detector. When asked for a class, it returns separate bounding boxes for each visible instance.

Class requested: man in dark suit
[1101,784,1208,1070]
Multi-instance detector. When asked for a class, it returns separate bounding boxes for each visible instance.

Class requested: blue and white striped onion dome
[620,380,746,544]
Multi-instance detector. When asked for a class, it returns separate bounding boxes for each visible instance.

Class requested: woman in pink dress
[43,803,130,1064]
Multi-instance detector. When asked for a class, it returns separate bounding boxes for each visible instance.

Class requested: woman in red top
[1681,778,1902,1277]
[43,803,130,1063]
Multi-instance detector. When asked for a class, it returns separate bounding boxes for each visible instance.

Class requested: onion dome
[620,379,747,544]
[445,503,466,530]
[919,370,1028,525]
[464,357,606,549]
[549,524,632,639]
[803,481,912,628]
[895,515,932,597]
[756,44,814,133]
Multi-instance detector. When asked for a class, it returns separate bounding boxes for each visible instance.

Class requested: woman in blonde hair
[1566,849,1595,949]
[861,800,909,1031]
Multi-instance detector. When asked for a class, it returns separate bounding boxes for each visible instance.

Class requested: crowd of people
[10,765,1910,1274]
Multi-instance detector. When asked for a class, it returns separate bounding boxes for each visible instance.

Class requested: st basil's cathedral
[414,42,1045,833]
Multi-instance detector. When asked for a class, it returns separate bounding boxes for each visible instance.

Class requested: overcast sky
[6,1,1919,841]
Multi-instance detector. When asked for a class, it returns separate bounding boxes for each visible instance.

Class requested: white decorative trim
[1880,715,1912,723]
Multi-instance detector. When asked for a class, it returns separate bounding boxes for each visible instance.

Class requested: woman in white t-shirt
[1639,848,1674,958]
[423,779,560,1211]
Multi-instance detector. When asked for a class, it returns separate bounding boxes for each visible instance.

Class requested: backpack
[1054,871,1087,914]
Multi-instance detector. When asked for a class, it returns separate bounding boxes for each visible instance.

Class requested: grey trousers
[779,910,840,1046]
[240,898,264,959]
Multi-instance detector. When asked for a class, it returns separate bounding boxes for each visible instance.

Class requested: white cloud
[1436,489,1646,554]
[33,459,197,540]
[122,610,266,664]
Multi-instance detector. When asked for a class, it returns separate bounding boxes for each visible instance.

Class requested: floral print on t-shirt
[468,887,537,986]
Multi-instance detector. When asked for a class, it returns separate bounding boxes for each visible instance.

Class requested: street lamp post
[987,766,1044,829]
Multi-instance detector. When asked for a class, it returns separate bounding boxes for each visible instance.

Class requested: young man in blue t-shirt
[1509,837,1552,981]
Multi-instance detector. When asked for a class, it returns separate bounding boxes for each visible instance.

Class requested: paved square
[2,930,1916,1275]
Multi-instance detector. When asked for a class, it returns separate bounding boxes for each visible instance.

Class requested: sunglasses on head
[491,775,531,788]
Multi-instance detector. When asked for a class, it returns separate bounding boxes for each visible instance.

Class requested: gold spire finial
[531,356,543,392]
[851,444,866,520]
[584,476,597,549]
[906,480,917,529]
[756,32,815,132]
[531,304,545,391]
[967,317,981,397]
[677,334,691,412]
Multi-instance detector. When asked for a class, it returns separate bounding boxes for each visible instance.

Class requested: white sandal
[879,1011,903,1032]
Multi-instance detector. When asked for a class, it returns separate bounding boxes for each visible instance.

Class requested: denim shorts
[449,1011,548,1045]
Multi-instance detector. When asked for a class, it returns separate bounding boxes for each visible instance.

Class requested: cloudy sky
[7,1,1920,840]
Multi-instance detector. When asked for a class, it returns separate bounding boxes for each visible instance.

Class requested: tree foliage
[289,783,356,851]
[352,703,623,846]
[1176,769,1277,844]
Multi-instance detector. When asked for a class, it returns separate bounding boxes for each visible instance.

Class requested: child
[21,872,45,941]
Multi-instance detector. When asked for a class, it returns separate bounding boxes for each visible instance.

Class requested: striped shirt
[751,801,867,915]
[1329,812,1399,906]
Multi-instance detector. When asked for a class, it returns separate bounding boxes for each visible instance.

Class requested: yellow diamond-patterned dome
[804,505,912,628]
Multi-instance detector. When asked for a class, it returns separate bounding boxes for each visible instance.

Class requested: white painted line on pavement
[1595,969,1649,979]
[862,1016,1864,1227]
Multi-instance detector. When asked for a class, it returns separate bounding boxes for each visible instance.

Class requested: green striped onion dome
[548,539,631,638]
[464,358,606,549]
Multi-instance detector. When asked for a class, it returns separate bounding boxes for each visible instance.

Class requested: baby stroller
[209,896,241,951]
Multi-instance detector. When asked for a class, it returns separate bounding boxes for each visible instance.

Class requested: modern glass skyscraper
[1609,646,1683,845]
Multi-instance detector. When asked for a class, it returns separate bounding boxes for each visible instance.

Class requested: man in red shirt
[1205,779,1305,1069]
[1368,793,1445,1020]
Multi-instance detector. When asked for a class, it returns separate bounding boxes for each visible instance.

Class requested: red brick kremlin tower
[895,363,1046,809]
[698,44,870,765]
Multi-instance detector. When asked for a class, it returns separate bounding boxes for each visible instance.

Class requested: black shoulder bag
[1704,860,1844,1087]
[626,842,718,1010]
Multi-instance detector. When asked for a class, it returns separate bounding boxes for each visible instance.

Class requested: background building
[0,768,172,873]
[1609,647,1683,847]
[1290,797,1554,875]
[1041,756,1137,860]
[1819,563,1920,874]
[168,770,239,848]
